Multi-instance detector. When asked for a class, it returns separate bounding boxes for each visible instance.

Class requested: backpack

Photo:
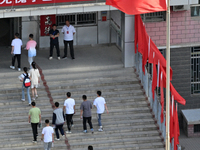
[23,73,31,88]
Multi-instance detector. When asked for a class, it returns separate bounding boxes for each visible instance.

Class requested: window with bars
[191,47,200,94]
[141,11,165,22]
[56,12,97,26]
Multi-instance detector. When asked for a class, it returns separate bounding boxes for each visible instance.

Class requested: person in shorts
[29,62,40,100]
[41,119,54,150]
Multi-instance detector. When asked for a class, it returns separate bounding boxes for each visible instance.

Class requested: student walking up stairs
[0,64,165,150]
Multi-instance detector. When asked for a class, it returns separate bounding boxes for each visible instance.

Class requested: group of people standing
[10,20,76,72]
[28,91,109,150]
[49,20,75,60]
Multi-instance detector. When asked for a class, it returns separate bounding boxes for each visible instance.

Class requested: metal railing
[134,52,181,150]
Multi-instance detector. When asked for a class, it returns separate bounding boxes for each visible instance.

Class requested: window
[191,6,200,17]
[191,47,200,94]
[56,12,97,26]
[194,124,200,133]
[141,11,165,22]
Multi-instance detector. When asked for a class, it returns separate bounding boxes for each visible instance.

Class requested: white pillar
[121,13,135,68]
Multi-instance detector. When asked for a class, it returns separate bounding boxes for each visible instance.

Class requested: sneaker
[71,124,74,128]
[91,128,94,134]
[83,130,87,133]
[35,95,38,98]
[29,104,31,106]
[10,66,15,69]
[32,98,35,101]
[66,131,71,134]
[18,68,21,71]
[32,140,37,143]
[62,56,67,59]
[21,99,25,102]
[49,57,53,60]
[55,138,60,141]
[98,128,103,132]
[58,57,60,60]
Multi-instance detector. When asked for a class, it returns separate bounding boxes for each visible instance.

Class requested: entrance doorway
[0,17,21,46]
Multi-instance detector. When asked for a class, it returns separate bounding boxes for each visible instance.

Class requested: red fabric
[160,72,164,123]
[137,16,148,74]
[148,39,173,80]
[106,0,167,15]
[152,53,157,99]
[174,105,180,150]
[135,15,139,54]
[170,84,186,105]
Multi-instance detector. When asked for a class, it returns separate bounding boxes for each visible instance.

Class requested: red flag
[106,0,167,15]
[160,71,164,123]
[135,15,138,54]
[137,16,148,74]
[152,52,157,99]
[174,104,180,150]
[148,39,173,80]
[170,84,186,105]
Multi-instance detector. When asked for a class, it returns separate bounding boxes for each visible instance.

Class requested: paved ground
[0,44,122,73]
[179,129,200,150]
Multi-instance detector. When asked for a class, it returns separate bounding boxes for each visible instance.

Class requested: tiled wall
[145,10,200,47]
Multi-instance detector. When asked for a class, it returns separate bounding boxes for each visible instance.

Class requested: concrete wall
[145,10,200,47]
[39,11,112,48]
[21,16,39,47]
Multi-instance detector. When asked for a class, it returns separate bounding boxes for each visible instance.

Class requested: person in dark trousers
[10,32,23,71]
[52,102,65,140]
[80,95,94,133]
[63,92,75,134]
[49,24,60,60]
[88,145,93,150]
[61,20,76,59]
[28,101,41,143]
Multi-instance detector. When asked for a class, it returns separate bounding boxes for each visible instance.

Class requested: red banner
[0,0,91,7]
[40,15,56,36]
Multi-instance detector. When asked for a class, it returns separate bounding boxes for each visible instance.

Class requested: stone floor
[179,129,200,150]
[0,44,122,73]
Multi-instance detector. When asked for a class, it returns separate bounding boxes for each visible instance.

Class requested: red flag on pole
[148,39,173,80]
[137,16,148,74]
[135,15,139,54]
[170,84,186,105]
[160,71,164,123]
[106,0,167,15]
[152,52,157,99]
[174,104,180,150]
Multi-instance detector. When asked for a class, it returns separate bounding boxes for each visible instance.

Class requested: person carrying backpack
[19,67,31,106]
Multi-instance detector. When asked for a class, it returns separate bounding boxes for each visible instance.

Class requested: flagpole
[165,0,170,149]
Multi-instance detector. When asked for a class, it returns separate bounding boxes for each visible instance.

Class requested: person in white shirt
[10,32,23,71]
[93,91,109,132]
[63,92,75,133]
[41,119,54,150]
[61,20,76,59]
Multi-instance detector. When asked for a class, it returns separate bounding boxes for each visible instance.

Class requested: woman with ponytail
[19,67,31,105]
[29,62,40,100]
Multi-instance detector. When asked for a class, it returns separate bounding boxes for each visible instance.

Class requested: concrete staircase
[0,64,165,150]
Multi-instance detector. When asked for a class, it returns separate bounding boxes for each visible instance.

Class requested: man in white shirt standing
[61,20,76,60]
[93,91,109,132]
[10,33,23,71]
[63,92,75,133]
[41,119,54,150]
